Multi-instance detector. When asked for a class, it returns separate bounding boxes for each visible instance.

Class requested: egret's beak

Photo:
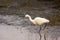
[25,15,26,17]
[25,16,27,19]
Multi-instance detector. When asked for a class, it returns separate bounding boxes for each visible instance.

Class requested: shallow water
[0,15,60,40]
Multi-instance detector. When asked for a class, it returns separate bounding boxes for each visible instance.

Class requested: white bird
[25,14,49,25]
[25,14,50,40]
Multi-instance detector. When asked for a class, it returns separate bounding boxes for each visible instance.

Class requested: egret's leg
[43,23,48,33]
[43,23,48,40]
[44,23,47,30]
[40,25,46,40]
[44,33,46,40]
[40,24,47,40]
[39,32,41,40]
[39,26,42,40]
[39,29,41,40]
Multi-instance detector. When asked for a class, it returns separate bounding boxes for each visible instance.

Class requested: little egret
[25,14,49,25]
[25,14,50,40]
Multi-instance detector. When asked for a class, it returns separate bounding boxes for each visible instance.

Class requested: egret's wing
[34,17,49,25]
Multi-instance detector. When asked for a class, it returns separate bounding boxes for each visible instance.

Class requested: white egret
[25,14,50,40]
[25,14,49,25]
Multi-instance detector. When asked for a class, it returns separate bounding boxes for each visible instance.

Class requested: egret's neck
[28,16,33,22]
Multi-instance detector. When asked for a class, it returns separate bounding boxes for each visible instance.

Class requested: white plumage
[25,14,50,40]
[25,14,49,25]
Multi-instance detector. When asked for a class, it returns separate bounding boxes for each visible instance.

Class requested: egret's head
[25,14,30,18]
